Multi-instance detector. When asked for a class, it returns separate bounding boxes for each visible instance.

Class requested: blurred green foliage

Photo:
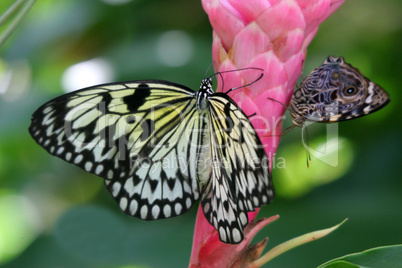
[318,245,402,268]
[0,0,400,267]
[0,0,35,47]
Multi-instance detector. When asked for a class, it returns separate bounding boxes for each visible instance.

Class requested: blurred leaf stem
[0,0,36,47]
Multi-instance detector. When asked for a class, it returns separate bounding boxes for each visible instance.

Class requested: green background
[0,0,400,267]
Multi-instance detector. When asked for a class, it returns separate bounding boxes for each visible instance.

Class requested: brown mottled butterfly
[290,56,390,126]
[269,56,390,166]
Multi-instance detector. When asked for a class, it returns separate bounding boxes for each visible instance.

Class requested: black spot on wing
[101,124,116,143]
[82,119,98,143]
[126,115,136,124]
[133,174,141,185]
[123,84,150,112]
[167,177,176,191]
[101,93,112,114]
[224,102,234,133]
[149,179,159,192]
[141,119,155,141]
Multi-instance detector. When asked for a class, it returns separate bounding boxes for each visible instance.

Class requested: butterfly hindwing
[200,93,274,243]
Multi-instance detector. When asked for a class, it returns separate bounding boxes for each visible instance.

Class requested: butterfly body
[29,76,274,244]
[290,56,390,126]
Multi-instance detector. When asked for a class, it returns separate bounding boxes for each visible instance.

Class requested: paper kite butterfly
[29,70,274,244]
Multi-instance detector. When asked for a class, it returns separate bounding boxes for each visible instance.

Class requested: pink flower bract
[190,0,345,266]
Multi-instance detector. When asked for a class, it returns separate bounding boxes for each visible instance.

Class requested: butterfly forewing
[29,81,202,220]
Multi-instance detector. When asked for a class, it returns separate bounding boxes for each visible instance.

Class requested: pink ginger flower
[190,0,345,266]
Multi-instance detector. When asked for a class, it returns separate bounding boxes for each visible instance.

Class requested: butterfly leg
[246,112,256,118]
[303,124,312,168]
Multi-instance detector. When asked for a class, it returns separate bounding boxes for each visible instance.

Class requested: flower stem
[251,219,348,267]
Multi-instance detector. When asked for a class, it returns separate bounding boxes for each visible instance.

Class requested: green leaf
[318,245,402,268]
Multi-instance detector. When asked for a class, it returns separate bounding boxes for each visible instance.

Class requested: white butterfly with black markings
[29,70,274,244]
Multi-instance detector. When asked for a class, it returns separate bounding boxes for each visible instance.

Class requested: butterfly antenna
[218,72,225,92]
[225,71,264,94]
[206,67,263,94]
[204,63,214,78]
[216,67,264,76]
[268,97,292,113]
